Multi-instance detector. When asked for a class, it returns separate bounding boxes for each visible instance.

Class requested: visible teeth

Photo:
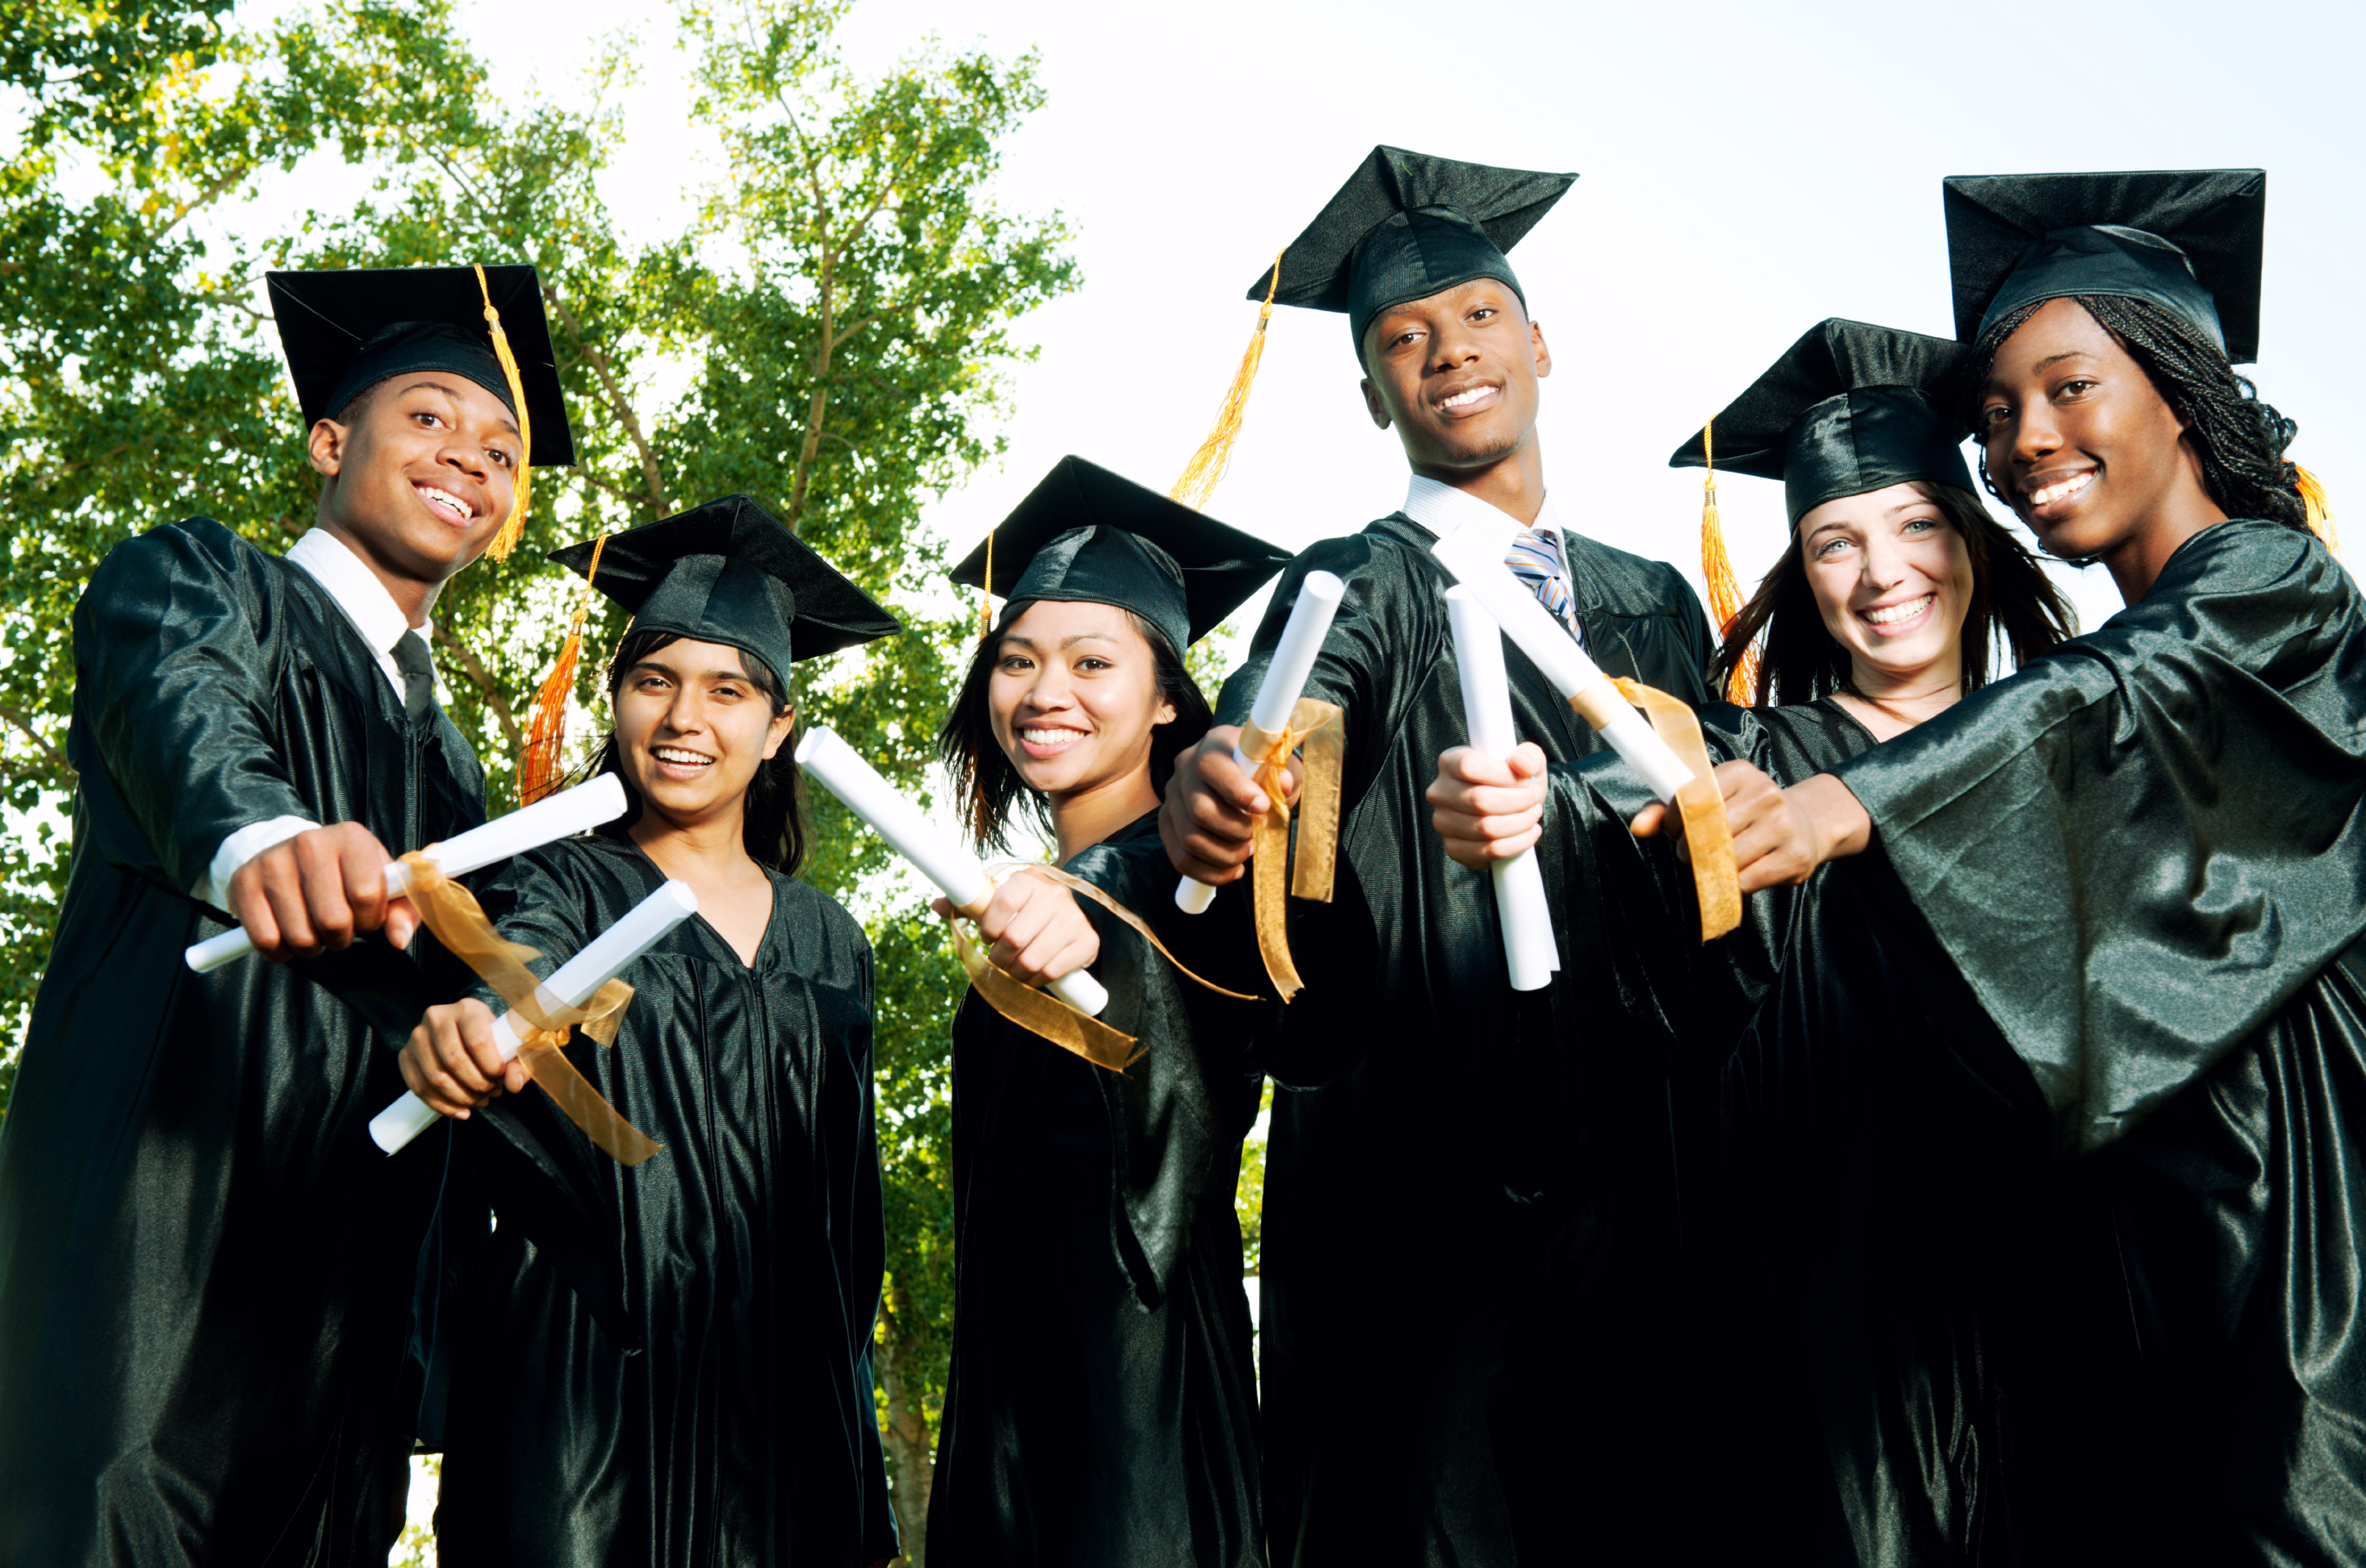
[1022,728,1084,745]
[1441,386,1492,409]
[653,747,710,765]
[416,484,474,520]
[2027,472,2094,507]
[1865,595,1933,626]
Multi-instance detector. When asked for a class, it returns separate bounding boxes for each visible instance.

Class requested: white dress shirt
[199,529,435,908]
[1399,473,1582,645]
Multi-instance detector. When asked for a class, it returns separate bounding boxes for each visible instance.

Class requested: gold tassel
[518,533,606,805]
[978,526,995,642]
[1698,418,1758,705]
[2296,463,2341,560]
[474,262,534,562]
[1170,251,1283,512]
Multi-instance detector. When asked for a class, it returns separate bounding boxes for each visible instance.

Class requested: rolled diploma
[1429,527,1695,804]
[186,773,632,973]
[792,726,1109,1016]
[367,877,699,1155]
[1445,587,1561,992]
[1176,569,1349,914]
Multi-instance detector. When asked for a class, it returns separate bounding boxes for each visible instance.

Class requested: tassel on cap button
[1697,418,1760,705]
[1170,251,1283,513]
[519,532,606,804]
[474,262,534,561]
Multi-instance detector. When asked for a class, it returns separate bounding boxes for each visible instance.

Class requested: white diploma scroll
[1428,527,1696,804]
[367,877,699,1156]
[1175,569,1349,914]
[187,773,632,973]
[792,726,1110,1016]
[1445,587,1562,993]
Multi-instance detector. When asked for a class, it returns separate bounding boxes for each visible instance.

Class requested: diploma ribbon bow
[1238,696,1346,1001]
[947,864,1262,1075]
[1601,681,1743,943]
[397,852,666,1165]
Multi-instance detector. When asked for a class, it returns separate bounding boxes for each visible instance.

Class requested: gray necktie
[394,630,434,719]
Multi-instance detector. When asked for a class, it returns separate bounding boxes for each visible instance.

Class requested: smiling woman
[401,496,914,1568]
[924,457,1288,1567]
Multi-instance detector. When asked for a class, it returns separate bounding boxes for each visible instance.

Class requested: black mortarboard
[1671,320,1973,525]
[268,264,578,465]
[1943,169,2266,363]
[949,457,1292,656]
[1258,146,1576,354]
[548,496,899,688]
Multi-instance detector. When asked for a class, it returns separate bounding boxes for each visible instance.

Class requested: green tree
[0,3,1076,1558]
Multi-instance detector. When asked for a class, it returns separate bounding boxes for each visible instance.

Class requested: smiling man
[1158,149,1716,1565]
[0,266,572,1566]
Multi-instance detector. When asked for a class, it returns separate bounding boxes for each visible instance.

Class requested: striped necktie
[1505,526,1581,642]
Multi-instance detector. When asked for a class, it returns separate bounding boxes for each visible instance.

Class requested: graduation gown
[927,813,1270,1567]
[1220,513,1713,1566]
[431,833,898,1568]
[0,519,484,1567]
[1549,699,2021,1565]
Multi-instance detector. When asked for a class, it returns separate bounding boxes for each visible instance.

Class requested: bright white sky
[450,0,2366,650]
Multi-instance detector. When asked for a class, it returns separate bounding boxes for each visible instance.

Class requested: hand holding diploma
[369,876,697,1155]
[792,726,1109,1017]
[1440,586,1561,991]
[190,774,630,971]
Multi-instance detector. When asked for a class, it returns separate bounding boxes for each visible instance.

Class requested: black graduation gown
[927,813,1271,1567]
[1782,519,2366,1565]
[1548,700,2020,1565]
[1218,513,1714,1566]
[0,519,484,1567]
[430,833,898,1568]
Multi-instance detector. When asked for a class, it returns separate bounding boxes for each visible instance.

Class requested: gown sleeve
[1829,522,2366,1151]
[68,520,314,901]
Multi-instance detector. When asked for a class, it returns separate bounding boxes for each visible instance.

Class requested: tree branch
[0,705,71,777]
[544,286,666,518]
[430,624,522,752]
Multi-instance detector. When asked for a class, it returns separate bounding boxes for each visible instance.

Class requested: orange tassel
[1170,251,1283,513]
[1698,419,1759,705]
[474,262,534,562]
[518,533,606,804]
[2295,463,2341,561]
[978,526,995,642]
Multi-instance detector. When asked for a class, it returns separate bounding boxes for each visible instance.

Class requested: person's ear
[1361,377,1391,431]
[1153,698,1177,727]
[1530,318,1552,380]
[762,705,797,761]
[307,417,348,480]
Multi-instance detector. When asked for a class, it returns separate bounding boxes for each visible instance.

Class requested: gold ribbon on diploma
[1601,682,1742,943]
[946,864,1263,1075]
[1238,697,1346,1002]
[397,853,666,1165]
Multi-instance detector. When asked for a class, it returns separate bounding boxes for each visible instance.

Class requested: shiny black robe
[1806,520,2366,1565]
[1218,513,1714,1566]
[928,813,1270,1567]
[1548,699,2018,1564]
[430,833,898,1568]
[0,519,483,1566]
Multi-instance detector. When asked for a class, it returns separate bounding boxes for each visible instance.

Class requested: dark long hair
[1711,481,2076,706]
[582,626,808,875]
[936,602,1213,853]
[1964,293,2310,531]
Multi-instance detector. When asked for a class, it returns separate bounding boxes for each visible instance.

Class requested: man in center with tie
[1161,149,1717,1564]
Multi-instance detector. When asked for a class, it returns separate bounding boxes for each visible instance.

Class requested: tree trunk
[874,1287,935,1568]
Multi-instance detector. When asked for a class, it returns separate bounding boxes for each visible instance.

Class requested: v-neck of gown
[624,837,782,970]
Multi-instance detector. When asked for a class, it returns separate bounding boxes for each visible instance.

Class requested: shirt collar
[284,527,431,655]
[1402,473,1564,547]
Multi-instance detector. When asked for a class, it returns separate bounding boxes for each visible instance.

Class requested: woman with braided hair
[1692,171,2366,1563]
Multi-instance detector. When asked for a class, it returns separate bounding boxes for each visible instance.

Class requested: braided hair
[1964,294,2308,531]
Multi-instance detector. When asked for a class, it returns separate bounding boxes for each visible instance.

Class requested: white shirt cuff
[202,816,318,910]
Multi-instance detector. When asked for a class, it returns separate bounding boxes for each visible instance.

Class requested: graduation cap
[949,457,1293,657]
[268,263,578,559]
[1943,169,2266,362]
[548,496,900,691]
[1670,320,1974,525]
[1258,146,1577,354]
